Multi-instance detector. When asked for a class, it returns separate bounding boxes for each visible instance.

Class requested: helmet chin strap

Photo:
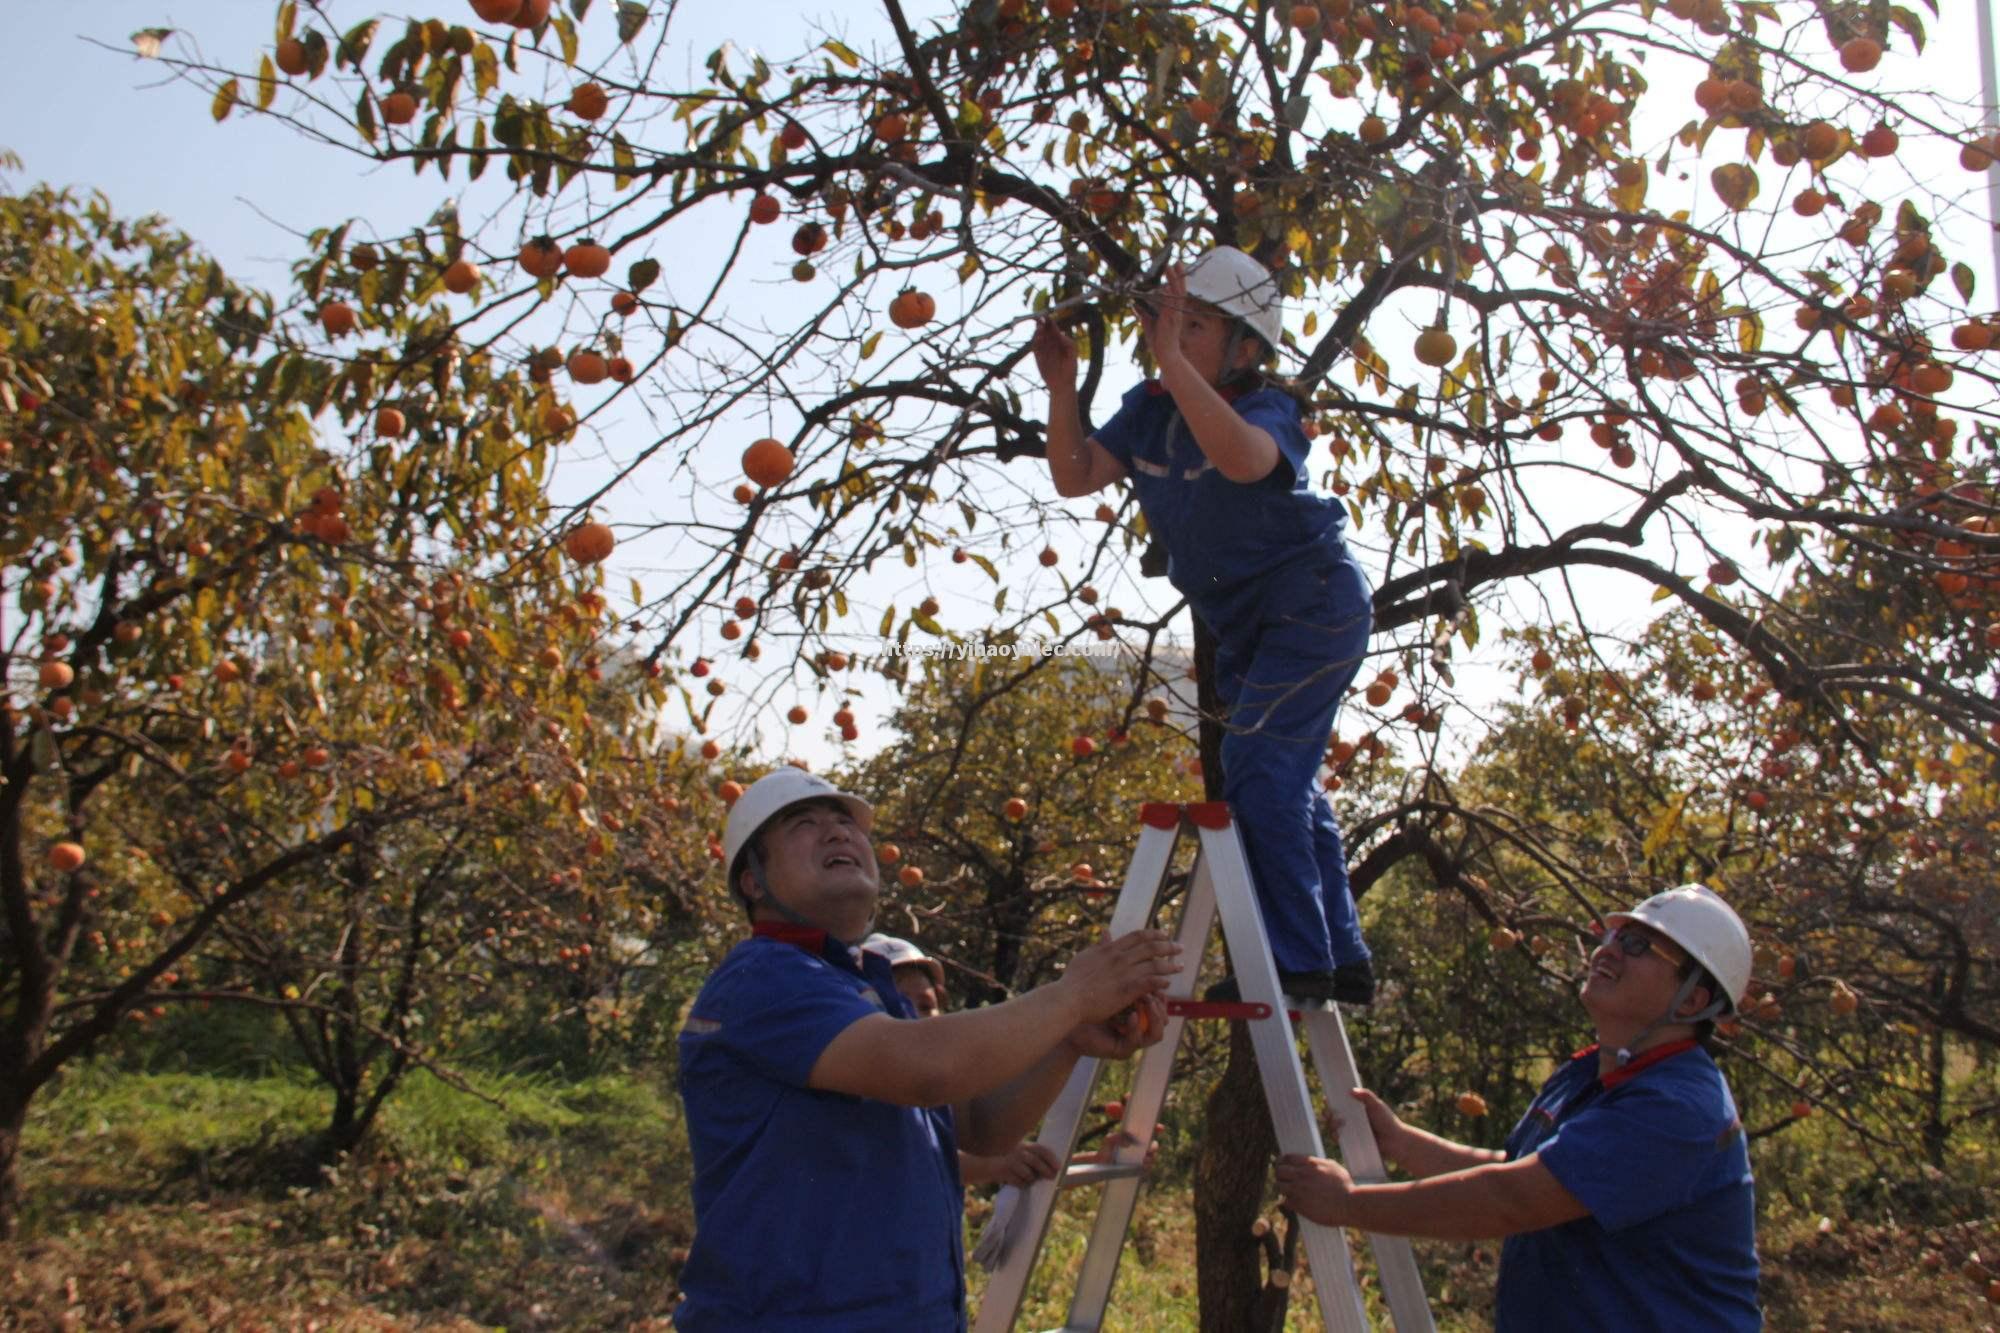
[745,848,875,947]
[1615,970,1729,1067]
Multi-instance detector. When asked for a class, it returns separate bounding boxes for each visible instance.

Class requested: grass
[6,1065,1997,1329]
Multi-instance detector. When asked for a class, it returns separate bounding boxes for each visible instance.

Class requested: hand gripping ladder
[970,802,1434,1333]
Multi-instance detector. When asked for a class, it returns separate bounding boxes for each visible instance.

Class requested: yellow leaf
[1642,792,1689,857]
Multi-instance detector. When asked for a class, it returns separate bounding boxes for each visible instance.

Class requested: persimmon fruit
[518,236,563,279]
[564,521,616,564]
[568,82,610,120]
[743,437,795,488]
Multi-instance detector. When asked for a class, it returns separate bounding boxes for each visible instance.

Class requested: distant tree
[0,184,645,1232]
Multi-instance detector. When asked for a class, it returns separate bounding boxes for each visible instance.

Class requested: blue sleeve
[1087,381,1156,468]
[1234,387,1311,488]
[1534,1079,1728,1233]
[702,950,885,1088]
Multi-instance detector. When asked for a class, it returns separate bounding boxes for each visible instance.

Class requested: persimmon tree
[198,651,718,1158]
[0,184,670,1233]
[145,0,2000,1318]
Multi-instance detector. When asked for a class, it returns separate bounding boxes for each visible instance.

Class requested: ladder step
[1165,997,1272,1021]
[1060,1159,1147,1186]
[1164,998,1334,1021]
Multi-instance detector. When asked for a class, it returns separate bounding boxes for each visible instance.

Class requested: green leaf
[1651,584,1674,602]
[473,42,500,97]
[212,78,240,122]
[339,18,378,69]
[555,14,579,65]
[613,132,637,188]
[912,610,943,635]
[879,605,896,636]
[257,55,277,109]
[628,257,659,292]
[860,330,882,360]
[277,2,297,42]
[823,38,859,68]
[1953,262,1976,303]
[616,1,648,43]
[970,553,998,582]
[1888,5,1926,52]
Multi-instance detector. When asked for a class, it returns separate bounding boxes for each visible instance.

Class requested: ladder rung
[1060,1159,1147,1186]
[1165,997,1273,1021]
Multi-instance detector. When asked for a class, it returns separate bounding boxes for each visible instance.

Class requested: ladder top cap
[1138,802,1181,829]
[1186,802,1231,829]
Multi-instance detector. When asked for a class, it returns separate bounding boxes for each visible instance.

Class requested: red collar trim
[753,920,830,954]
[1601,1038,1699,1088]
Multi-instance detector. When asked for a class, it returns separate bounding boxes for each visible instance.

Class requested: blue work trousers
[1211,549,1373,975]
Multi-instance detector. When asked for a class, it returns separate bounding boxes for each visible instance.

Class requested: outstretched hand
[1066,992,1168,1060]
[1058,928,1181,1026]
[1030,316,1078,391]
[1136,264,1190,374]
[1274,1153,1357,1227]
[1328,1086,1410,1167]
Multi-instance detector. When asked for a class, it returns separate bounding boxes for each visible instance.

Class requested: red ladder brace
[969,802,1434,1333]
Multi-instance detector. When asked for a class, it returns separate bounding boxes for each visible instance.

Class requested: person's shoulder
[1106,378,1168,419]
[1240,376,1304,408]
[1611,1049,1739,1127]
[1235,383,1302,417]
[696,937,843,1011]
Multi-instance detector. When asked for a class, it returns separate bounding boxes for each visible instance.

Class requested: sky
[4,1,1998,778]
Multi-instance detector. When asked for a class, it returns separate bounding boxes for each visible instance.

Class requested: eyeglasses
[1604,925,1688,968]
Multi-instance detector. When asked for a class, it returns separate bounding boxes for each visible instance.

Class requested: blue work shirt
[674,922,966,1331]
[1497,1040,1761,1332]
[1091,380,1347,641]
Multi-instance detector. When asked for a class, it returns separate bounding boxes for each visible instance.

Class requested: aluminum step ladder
[970,801,1435,1333]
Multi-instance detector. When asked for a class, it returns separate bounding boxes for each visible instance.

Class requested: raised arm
[1033,317,1128,497]
[1348,1087,1505,1179]
[807,930,1178,1125]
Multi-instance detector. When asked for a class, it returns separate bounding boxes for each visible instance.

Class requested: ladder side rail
[970,818,1183,1332]
[1301,1010,1438,1333]
[1195,822,1373,1333]
[1063,850,1221,1329]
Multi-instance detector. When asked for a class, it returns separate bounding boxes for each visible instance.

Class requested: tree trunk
[1196,1020,1280,1331]
[1923,966,1948,1169]
[1189,617,1282,1330]
[0,1078,28,1239]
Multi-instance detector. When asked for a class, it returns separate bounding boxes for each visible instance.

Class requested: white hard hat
[1605,884,1752,1016]
[861,933,946,985]
[1178,246,1282,349]
[722,768,873,886]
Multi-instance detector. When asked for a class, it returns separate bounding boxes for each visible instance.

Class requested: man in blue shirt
[1275,884,1762,1330]
[674,768,1180,1330]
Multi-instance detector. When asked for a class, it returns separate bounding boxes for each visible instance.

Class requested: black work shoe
[1332,959,1376,1007]
[1203,966,1373,1007]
